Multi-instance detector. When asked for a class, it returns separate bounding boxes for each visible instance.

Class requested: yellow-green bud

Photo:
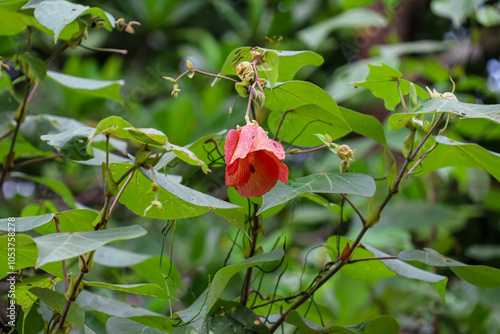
[409,82,418,110]
[236,61,254,80]
[337,144,356,162]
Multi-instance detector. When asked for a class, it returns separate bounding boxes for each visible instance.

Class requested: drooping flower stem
[241,203,261,307]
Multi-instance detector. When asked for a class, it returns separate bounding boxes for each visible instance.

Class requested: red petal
[224,128,241,165]
[225,158,252,187]
[227,125,258,165]
[276,159,289,184]
[251,126,286,160]
[235,151,279,198]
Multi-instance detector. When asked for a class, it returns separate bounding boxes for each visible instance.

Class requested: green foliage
[2,1,500,333]
[259,172,375,214]
[33,225,147,266]
[286,312,400,334]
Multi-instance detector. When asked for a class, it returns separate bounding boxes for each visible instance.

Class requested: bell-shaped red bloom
[225,123,289,198]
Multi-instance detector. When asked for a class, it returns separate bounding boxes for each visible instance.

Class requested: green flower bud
[402,131,415,158]
[409,82,418,110]
[236,61,254,80]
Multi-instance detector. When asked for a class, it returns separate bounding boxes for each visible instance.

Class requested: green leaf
[93,246,152,268]
[431,0,481,28]
[75,290,169,330]
[399,248,500,288]
[94,116,133,138]
[23,52,47,82]
[398,248,466,266]
[298,8,388,50]
[164,143,210,173]
[83,281,173,299]
[416,136,500,182]
[33,225,147,267]
[340,107,389,150]
[15,276,54,315]
[106,318,166,334]
[354,62,428,111]
[262,50,279,88]
[451,266,500,289]
[154,130,227,170]
[265,81,351,146]
[111,163,244,230]
[326,236,395,280]
[127,127,168,146]
[41,126,95,160]
[219,47,323,83]
[176,249,284,333]
[286,312,400,334]
[11,172,76,208]
[476,6,500,26]
[0,234,64,278]
[47,71,124,104]
[0,7,30,35]
[24,0,115,42]
[131,256,181,297]
[20,114,86,151]
[30,287,85,330]
[208,300,270,333]
[35,209,97,235]
[389,99,500,130]
[364,244,447,284]
[258,172,375,215]
[0,213,55,232]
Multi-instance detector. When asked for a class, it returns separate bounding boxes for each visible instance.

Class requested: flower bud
[337,144,356,162]
[409,83,418,110]
[236,61,254,80]
[442,92,458,101]
[250,50,262,62]
[339,160,349,173]
[426,86,441,99]
[402,131,415,158]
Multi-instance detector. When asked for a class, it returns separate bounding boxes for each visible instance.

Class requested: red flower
[225,123,289,198]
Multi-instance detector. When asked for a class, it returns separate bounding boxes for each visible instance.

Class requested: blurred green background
[2,0,500,333]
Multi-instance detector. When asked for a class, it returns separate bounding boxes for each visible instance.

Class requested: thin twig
[0,129,13,141]
[12,154,62,170]
[108,170,134,217]
[269,225,369,332]
[241,203,260,307]
[79,44,128,55]
[408,143,438,175]
[341,194,368,226]
[194,69,239,83]
[288,145,326,154]
[273,110,291,140]
[348,256,398,264]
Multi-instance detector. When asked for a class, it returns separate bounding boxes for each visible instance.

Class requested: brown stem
[380,113,444,213]
[341,194,368,226]
[12,154,62,170]
[408,143,437,175]
[289,145,326,154]
[241,203,260,307]
[269,225,369,332]
[79,44,128,55]
[348,256,398,264]
[273,110,291,140]
[108,170,134,217]
[0,129,13,141]
[194,69,239,83]
[57,271,84,331]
